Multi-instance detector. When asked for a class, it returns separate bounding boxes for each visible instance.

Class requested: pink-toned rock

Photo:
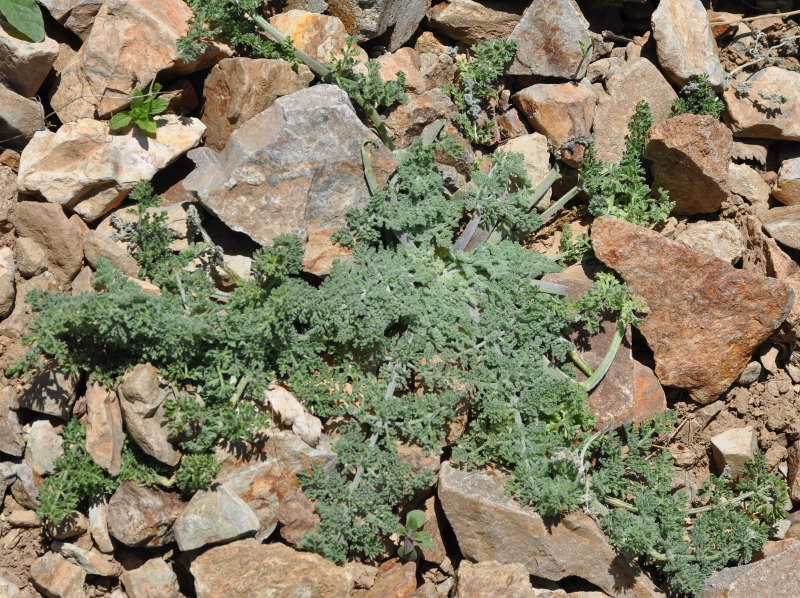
[591,216,794,403]
[454,561,536,598]
[120,558,179,598]
[106,482,184,547]
[201,58,313,151]
[269,10,368,64]
[702,542,800,597]
[723,68,800,141]
[354,560,416,598]
[497,108,527,140]
[85,383,124,475]
[50,0,229,123]
[0,28,59,98]
[425,0,523,44]
[376,47,426,93]
[673,221,746,264]
[787,442,800,502]
[728,163,771,204]
[774,151,800,206]
[191,539,351,598]
[592,58,678,163]
[644,114,732,215]
[276,491,320,546]
[30,552,85,598]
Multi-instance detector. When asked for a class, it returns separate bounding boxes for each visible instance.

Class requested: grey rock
[25,420,64,477]
[88,501,115,553]
[10,462,39,509]
[702,542,800,597]
[83,231,139,277]
[15,237,48,278]
[30,552,85,598]
[0,575,19,598]
[121,558,179,598]
[736,361,762,386]
[19,368,77,420]
[0,386,25,456]
[184,85,396,276]
[0,28,59,97]
[52,541,121,577]
[762,206,800,251]
[673,221,746,265]
[326,0,430,50]
[0,83,44,151]
[106,482,184,547]
[173,485,260,551]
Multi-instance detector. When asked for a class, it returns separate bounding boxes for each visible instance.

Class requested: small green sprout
[396,510,434,561]
[109,84,169,135]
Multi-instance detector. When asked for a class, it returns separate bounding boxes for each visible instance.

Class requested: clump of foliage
[446,39,517,144]
[109,84,169,136]
[0,0,45,43]
[582,100,674,226]
[558,223,592,265]
[671,74,724,119]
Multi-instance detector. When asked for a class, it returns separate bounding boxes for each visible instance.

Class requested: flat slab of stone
[723,67,800,141]
[762,206,800,251]
[702,543,800,597]
[425,0,523,44]
[173,485,260,551]
[106,482,184,547]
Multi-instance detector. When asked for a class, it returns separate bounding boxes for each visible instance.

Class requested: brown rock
[354,560,416,598]
[497,108,527,140]
[85,383,124,475]
[425,0,523,45]
[15,237,48,277]
[454,561,536,598]
[84,231,139,277]
[787,442,800,502]
[592,58,677,163]
[419,496,447,566]
[201,58,313,151]
[162,79,199,117]
[0,246,14,318]
[591,216,793,403]
[376,47,426,93]
[507,0,591,80]
[702,542,800,597]
[644,114,732,215]
[723,68,800,141]
[277,491,320,546]
[190,539,351,598]
[106,482,184,547]
[12,202,84,286]
[0,84,44,151]
[30,552,86,598]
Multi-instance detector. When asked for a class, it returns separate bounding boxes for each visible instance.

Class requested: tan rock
[121,558,179,598]
[88,501,114,553]
[762,206,800,252]
[162,79,199,117]
[425,0,523,45]
[19,367,78,420]
[96,201,190,253]
[0,386,25,457]
[15,237,47,278]
[46,510,87,540]
[0,29,59,97]
[106,481,184,547]
[201,58,313,151]
[85,383,124,475]
[501,133,552,209]
[376,47,426,93]
[270,10,367,64]
[497,108,527,141]
[710,427,757,477]
[774,151,800,206]
[52,541,121,577]
[276,491,320,546]
[673,221,746,264]
[30,552,86,598]
[0,246,14,318]
[728,163,771,204]
[454,561,536,598]
[702,542,800,597]
[84,231,139,277]
[644,114,732,215]
[62,0,102,40]
[786,442,800,502]
[354,560,416,598]
[438,463,662,598]
[0,83,45,151]
[591,217,793,403]
[191,539,351,598]
[50,0,229,123]
[418,495,447,566]
[723,68,800,141]
[0,164,17,226]
[0,270,58,337]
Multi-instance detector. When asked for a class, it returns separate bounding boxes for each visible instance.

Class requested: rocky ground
[2,0,800,597]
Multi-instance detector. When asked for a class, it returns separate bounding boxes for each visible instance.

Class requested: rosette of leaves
[109,84,169,135]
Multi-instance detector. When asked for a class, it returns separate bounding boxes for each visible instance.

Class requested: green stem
[538,185,580,227]
[580,320,625,392]
[568,350,594,377]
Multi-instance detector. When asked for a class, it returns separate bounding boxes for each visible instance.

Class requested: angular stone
[269,10,366,64]
[710,427,757,477]
[10,462,39,509]
[173,485,259,551]
[702,542,800,597]
[118,364,180,466]
[19,368,77,420]
[592,58,678,163]
[106,482,184,547]
[50,0,229,123]
[191,539,351,598]
[18,115,205,222]
[96,200,190,253]
[88,501,114,553]
[12,202,84,286]
[62,0,102,40]
[786,443,800,502]
[723,68,800,141]
[30,552,85,598]
[762,206,800,251]
[353,560,416,598]
[0,83,44,151]
[201,58,313,151]
[0,164,16,226]
[425,0,523,45]
[83,231,139,277]
[376,47,426,93]
[15,237,48,278]
[0,28,59,97]
[497,108,527,141]
[673,221,746,264]
[591,217,793,403]
[52,541,121,577]
[454,561,536,598]
[85,383,124,475]
[184,85,396,276]
[644,114,732,215]
[120,558,179,598]
[500,133,551,208]
[0,576,19,598]
[651,0,725,88]
[0,386,25,456]
[438,463,662,598]
[46,511,87,540]
[276,491,320,546]
[512,82,595,166]
[384,89,466,155]
[326,0,430,50]
[25,419,63,477]
[729,163,771,204]
[507,0,590,80]
[0,246,14,318]
[774,151,800,206]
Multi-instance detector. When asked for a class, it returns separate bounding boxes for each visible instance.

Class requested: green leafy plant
[109,84,169,135]
[671,74,724,119]
[396,510,434,561]
[558,223,592,265]
[0,0,45,43]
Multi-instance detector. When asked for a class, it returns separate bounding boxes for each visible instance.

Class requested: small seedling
[396,510,434,561]
[109,84,169,135]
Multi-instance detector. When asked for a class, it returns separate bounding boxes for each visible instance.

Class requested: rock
[0,386,25,456]
[591,217,793,403]
[12,202,84,285]
[25,420,63,477]
[0,246,14,318]
[6,508,41,528]
[644,114,732,215]
[507,0,591,80]
[425,0,523,45]
[83,231,139,277]
[418,496,447,565]
[96,200,190,253]
[710,427,757,477]
[702,542,800,597]
[50,0,229,123]
[10,462,39,509]
[497,108,527,141]
[0,164,16,226]
[47,510,87,541]
[729,163,771,204]
[376,47,426,93]
[787,442,800,502]
[512,82,595,166]
[0,576,19,598]
[106,481,184,547]
[88,501,114,553]
[30,552,86,598]
[414,32,458,91]
[162,79,199,116]
[758,345,779,374]
[15,237,47,278]
[184,85,396,276]
[326,0,430,50]
[269,10,367,64]
[0,83,44,151]
[52,541,121,577]
[0,270,58,338]
[383,89,466,155]
[454,561,536,598]
[190,539,351,598]
[120,558,179,598]
[201,58,313,151]
[592,58,678,163]
[673,221,746,264]
[723,68,800,141]
[18,115,205,222]
[85,383,124,475]
[774,151,800,206]
[19,368,77,420]
[651,0,724,88]
[0,28,59,98]
[761,206,800,251]
[736,361,762,386]
[61,0,103,40]
[438,463,662,598]
[353,560,416,598]
[276,491,320,546]
[117,364,181,466]
[173,485,260,551]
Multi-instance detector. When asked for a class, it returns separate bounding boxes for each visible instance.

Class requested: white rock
[0,246,15,318]
[673,221,746,264]
[0,28,59,97]
[710,426,757,477]
[88,501,115,553]
[729,163,771,204]
[24,420,64,477]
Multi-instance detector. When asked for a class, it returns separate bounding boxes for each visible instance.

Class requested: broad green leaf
[413,531,434,549]
[130,91,145,111]
[108,113,133,131]
[405,509,425,530]
[0,0,45,43]
[150,98,169,115]
[135,118,157,135]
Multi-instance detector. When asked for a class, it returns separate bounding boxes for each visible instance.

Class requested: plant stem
[538,185,580,226]
[580,320,625,392]
[568,350,594,377]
